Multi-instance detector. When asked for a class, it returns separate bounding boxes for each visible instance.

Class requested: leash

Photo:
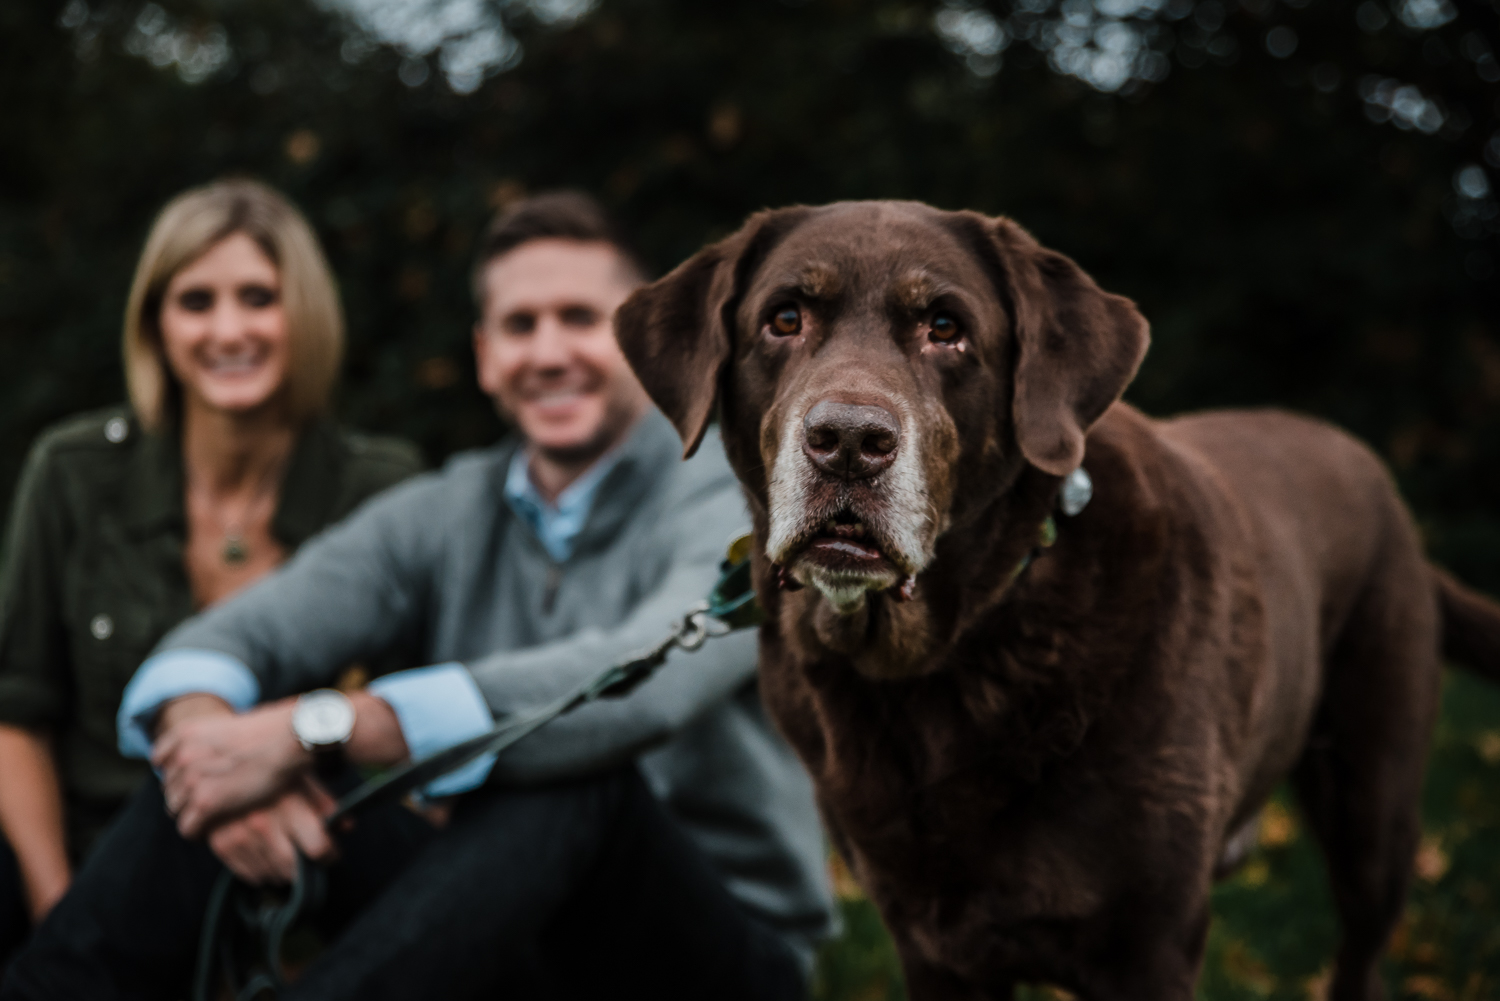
[193,535,762,1001]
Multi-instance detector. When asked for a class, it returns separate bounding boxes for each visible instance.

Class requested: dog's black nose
[802,401,900,480]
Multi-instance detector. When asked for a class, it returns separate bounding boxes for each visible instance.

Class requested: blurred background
[4,0,1500,996]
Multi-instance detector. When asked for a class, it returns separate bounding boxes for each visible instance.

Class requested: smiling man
[476,235,651,504]
[1,192,833,1001]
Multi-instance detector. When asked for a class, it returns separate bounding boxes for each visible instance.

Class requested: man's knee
[449,767,644,845]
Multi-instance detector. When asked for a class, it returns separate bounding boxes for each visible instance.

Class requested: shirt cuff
[368,663,497,798]
[117,649,261,759]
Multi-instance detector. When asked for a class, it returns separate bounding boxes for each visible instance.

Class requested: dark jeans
[0,798,127,978]
[0,839,29,971]
[1,768,805,1001]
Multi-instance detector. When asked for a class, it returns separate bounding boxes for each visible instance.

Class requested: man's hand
[206,777,339,885]
[153,699,310,839]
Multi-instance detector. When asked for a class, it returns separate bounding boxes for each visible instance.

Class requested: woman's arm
[0,725,71,922]
[0,433,81,921]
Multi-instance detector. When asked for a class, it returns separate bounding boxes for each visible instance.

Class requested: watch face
[294,691,355,747]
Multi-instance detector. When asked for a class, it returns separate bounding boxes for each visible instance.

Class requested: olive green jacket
[0,407,422,855]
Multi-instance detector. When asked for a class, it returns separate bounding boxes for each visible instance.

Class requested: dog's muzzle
[766,397,934,613]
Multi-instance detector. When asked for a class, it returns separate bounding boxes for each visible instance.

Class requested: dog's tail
[1435,565,1500,683]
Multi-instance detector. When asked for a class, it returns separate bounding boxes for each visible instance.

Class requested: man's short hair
[471,191,649,307]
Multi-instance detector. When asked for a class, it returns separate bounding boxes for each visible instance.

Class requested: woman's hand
[0,725,73,923]
[24,863,70,923]
[153,699,310,839]
[205,776,339,885]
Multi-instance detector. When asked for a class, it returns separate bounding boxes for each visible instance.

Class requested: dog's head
[617,202,1147,666]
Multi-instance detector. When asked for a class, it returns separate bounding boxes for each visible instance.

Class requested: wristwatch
[291,689,356,753]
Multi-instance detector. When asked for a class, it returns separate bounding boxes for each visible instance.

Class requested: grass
[810,671,1500,1001]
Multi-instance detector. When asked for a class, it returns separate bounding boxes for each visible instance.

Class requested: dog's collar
[1008,467,1092,583]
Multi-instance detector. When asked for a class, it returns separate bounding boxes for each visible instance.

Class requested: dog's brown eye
[770,306,802,337]
[929,312,961,344]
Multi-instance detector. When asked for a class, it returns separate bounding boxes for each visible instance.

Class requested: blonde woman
[0,180,421,957]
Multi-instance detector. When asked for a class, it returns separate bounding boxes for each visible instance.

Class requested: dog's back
[1149,408,1441,824]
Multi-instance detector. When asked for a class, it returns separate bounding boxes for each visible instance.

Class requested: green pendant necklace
[222,534,249,566]
[213,461,284,567]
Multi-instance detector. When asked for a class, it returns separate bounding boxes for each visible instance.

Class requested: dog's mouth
[778,507,911,612]
[800,510,895,572]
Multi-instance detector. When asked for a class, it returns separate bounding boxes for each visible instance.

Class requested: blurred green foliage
[3,0,1500,996]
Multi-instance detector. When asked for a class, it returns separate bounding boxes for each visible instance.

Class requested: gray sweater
[156,410,835,959]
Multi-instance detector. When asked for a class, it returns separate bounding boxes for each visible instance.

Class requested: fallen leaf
[1415,836,1449,882]
[1475,730,1500,765]
[1410,941,1441,965]
[1303,965,1332,1001]
[1404,974,1454,1001]
[1223,939,1276,994]
[828,852,865,901]
[1259,801,1297,847]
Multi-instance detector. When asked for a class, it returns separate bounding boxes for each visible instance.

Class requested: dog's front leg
[898,953,1008,1001]
[1074,901,1209,1001]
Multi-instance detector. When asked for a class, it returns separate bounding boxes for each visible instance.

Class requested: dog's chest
[771,658,1154,981]
[813,717,1117,931]
[842,790,1114,983]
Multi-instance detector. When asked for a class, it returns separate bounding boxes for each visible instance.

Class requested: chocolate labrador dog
[614,201,1500,1000]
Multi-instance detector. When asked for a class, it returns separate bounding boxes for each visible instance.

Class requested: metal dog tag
[1060,467,1093,517]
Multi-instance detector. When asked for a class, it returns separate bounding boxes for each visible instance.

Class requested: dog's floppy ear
[615,209,805,458]
[986,216,1150,476]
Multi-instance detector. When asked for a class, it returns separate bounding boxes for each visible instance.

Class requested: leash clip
[674,603,731,652]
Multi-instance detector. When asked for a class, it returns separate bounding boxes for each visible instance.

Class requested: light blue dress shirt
[501,445,621,563]
[118,448,619,797]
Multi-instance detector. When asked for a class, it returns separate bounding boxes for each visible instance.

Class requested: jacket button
[90,614,113,640]
[104,418,128,443]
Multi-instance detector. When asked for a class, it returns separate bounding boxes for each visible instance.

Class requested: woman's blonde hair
[123,179,344,431]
